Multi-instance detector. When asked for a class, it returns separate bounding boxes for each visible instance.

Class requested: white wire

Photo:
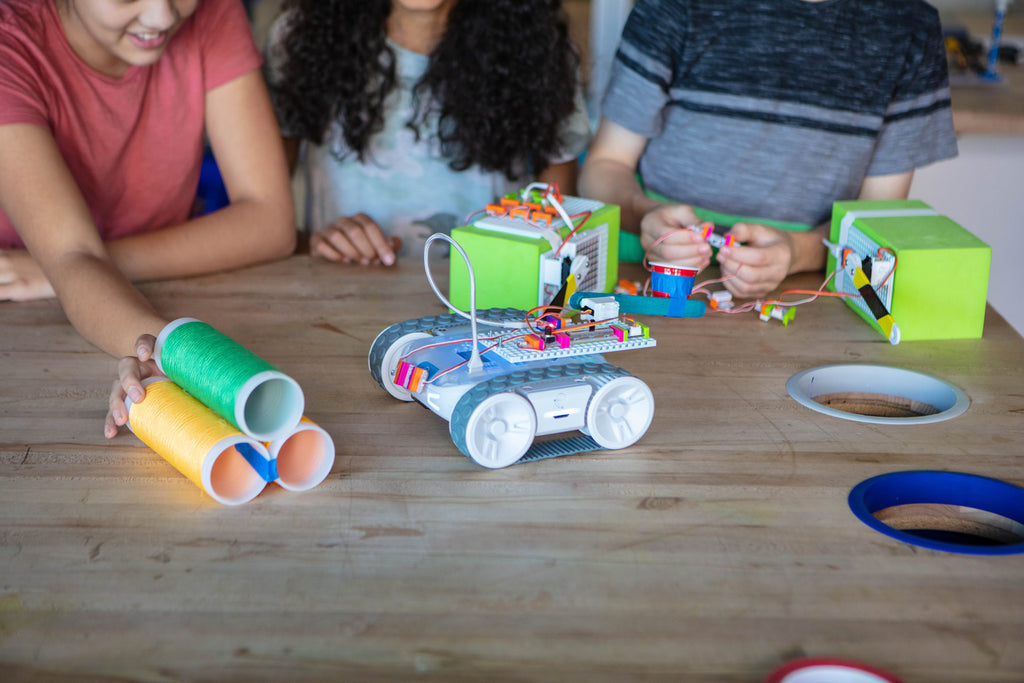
[421,232,528,333]
[548,194,575,234]
[424,234,482,372]
[522,182,575,232]
[519,182,548,201]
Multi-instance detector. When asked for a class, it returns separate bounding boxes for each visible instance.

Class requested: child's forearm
[104,197,296,283]
[788,223,830,276]
[537,159,579,197]
[579,119,665,232]
[103,68,298,282]
[50,251,168,357]
[107,68,298,283]
[579,158,661,233]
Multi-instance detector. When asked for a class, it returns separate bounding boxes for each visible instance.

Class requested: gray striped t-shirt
[602,0,958,228]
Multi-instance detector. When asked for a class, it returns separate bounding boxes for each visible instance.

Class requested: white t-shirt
[267,17,592,258]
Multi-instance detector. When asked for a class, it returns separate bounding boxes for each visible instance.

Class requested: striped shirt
[602,0,957,228]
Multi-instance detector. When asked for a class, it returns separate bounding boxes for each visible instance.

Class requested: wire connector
[708,290,734,311]
[758,303,795,326]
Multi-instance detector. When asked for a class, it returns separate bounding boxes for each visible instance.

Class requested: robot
[368,298,656,469]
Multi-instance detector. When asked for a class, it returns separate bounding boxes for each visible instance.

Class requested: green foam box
[827,200,990,341]
[449,193,620,311]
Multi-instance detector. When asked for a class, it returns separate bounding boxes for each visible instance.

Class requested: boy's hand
[311,213,396,266]
[0,249,56,301]
[639,203,712,268]
[716,222,794,299]
[105,334,162,439]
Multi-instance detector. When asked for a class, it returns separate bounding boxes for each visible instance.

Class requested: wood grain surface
[2,256,1023,682]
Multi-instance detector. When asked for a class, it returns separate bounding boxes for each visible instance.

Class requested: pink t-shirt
[0,0,262,249]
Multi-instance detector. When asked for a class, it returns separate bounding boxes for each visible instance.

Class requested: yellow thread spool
[126,378,270,505]
[267,417,335,492]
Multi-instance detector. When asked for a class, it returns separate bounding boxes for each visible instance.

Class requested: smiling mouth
[127,31,168,50]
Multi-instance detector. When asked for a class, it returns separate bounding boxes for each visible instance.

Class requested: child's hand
[104,334,162,439]
[639,203,712,269]
[716,222,795,299]
[0,249,56,301]
[311,213,396,266]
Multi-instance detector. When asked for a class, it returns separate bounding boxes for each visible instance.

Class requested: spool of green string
[155,318,304,443]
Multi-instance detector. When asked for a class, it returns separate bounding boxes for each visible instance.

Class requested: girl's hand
[0,249,56,301]
[311,213,396,266]
[639,203,712,269]
[104,334,162,439]
[716,222,795,299]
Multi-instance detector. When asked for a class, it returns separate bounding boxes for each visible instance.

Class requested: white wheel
[463,393,537,469]
[376,331,430,401]
[584,376,654,449]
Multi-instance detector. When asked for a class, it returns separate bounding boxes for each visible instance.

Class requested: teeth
[133,32,160,40]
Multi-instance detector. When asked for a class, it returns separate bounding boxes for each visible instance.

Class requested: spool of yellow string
[126,378,272,505]
[267,418,335,492]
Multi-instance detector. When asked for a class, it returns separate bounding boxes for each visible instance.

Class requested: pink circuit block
[395,362,412,387]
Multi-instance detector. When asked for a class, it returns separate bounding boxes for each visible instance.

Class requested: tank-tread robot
[369,301,656,469]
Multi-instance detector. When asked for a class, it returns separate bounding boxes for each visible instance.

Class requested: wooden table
[2,256,1023,682]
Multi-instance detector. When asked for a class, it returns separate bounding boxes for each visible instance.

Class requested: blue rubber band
[236,442,278,483]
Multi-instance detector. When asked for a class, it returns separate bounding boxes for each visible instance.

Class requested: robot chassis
[368,304,656,469]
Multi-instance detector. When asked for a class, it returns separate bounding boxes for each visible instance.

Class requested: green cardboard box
[828,200,990,341]
[449,193,620,311]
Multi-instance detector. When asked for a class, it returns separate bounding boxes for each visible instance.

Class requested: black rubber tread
[449,361,630,460]
[368,308,528,387]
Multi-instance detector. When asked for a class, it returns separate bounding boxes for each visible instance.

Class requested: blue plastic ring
[849,470,1024,555]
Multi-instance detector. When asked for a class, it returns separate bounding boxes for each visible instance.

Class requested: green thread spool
[155,318,304,443]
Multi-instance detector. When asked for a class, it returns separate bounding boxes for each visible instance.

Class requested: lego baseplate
[490,333,656,363]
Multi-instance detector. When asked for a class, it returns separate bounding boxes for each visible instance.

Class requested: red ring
[764,658,903,683]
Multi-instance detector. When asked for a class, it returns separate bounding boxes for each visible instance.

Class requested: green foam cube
[449,194,620,311]
[828,200,991,341]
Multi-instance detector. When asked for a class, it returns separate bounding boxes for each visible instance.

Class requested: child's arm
[580,118,710,266]
[0,124,169,358]
[716,171,915,299]
[580,118,663,228]
[538,160,580,197]
[857,171,914,202]
[100,70,296,281]
[0,71,296,301]
[282,136,301,176]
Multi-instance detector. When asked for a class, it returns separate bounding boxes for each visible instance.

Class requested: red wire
[425,339,522,384]
[777,289,852,298]
[553,211,592,256]
[877,247,898,287]
[525,305,573,333]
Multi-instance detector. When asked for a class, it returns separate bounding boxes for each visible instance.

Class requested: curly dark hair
[270,0,580,179]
